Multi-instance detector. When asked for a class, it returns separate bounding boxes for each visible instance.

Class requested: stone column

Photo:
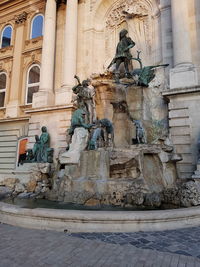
[55,0,78,105]
[170,0,198,89]
[32,0,57,108]
[160,0,173,68]
[6,12,27,118]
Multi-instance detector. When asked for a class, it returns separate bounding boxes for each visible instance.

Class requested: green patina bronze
[132,64,169,87]
[25,126,54,163]
[107,29,135,81]
[68,109,93,136]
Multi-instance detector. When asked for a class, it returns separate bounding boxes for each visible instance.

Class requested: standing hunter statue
[72,75,96,124]
[108,29,135,82]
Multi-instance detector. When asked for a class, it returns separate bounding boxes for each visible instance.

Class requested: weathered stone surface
[0,186,13,200]
[180,181,200,207]
[14,183,25,194]
[109,150,140,179]
[53,145,180,208]
[17,192,32,199]
[144,192,162,207]
[162,180,200,208]
[0,178,20,189]
[162,187,180,206]
[85,198,100,206]
[125,192,144,206]
[63,191,94,205]
[26,179,37,193]
[80,149,109,179]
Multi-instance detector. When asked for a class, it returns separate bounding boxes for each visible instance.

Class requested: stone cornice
[0,116,30,124]
[162,86,200,97]
[24,104,75,114]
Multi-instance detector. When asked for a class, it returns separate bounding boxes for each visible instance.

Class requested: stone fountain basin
[0,201,200,232]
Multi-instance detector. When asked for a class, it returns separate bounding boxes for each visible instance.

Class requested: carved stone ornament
[106,0,148,29]
[90,0,97,11]
[15,12,28,24]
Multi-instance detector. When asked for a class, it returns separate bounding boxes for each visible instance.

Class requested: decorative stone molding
[15,12,28,24]
[106,0,148,29]
[90,0,96,11]
[104,0,154,65]
[0,63,3,71]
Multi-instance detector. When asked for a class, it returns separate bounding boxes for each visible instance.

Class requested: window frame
[0,72,7,107]
[0,25,13,49]
[25,64,40,105]
[30,14,44,39]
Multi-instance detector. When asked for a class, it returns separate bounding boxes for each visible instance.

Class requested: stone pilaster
[6,12,27,118]
[55,0,78,105]
[32,0,57,108]
[159,0,173,68]
[170,0,198,89]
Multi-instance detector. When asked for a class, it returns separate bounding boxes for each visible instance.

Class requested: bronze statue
[132,64,169,87]
[88,126,105,150]
[72,75,96,124]
[38,126,50,162]
[32,135,40,162]
[108,29,135,82]
[25,126,53,163]
[99,119,114,147]
[133,120,147,144]
[68,109,93,136]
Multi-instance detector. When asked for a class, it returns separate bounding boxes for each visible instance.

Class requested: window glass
[31,15,43,39]
[27,85,39,104]
[26,65,40,104]
[0,73,6,89]
[0,92,5,107]
[0,73,6,107]
[28,66,40,83]
[1,26,12,48]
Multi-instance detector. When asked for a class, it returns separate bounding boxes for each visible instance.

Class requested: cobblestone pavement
[69,227,200,258]
[1,224,200,267]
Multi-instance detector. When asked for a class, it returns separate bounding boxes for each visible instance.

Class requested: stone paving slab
[0,223,200,267]
[69,226,200,259]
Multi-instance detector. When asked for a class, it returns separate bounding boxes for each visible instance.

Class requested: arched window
[1,25,12,48]
[30,15,44,39]
[0,73,6,107]
[26,65,40,104]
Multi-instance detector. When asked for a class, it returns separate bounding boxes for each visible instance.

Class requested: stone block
[170,126,190,136]
[80,149,109,179]
[28,123,40,131]
[0,178,20,189]
[15,183,25,194]
[170,65,198,89]
[169,109,188,119]
[171,135,191,145]
[26,179,37,192]
[32,91,54,108]
[169,118,190,127]
[169,101,188,110]
[175,144,191,154]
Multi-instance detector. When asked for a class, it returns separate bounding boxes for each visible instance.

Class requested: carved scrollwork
[90,0,97,11]
[15,12,28,24]
[104,0,155,66]
[106,0,148,29]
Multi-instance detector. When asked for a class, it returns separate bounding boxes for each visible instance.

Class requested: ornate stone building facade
[0,0,200,181]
